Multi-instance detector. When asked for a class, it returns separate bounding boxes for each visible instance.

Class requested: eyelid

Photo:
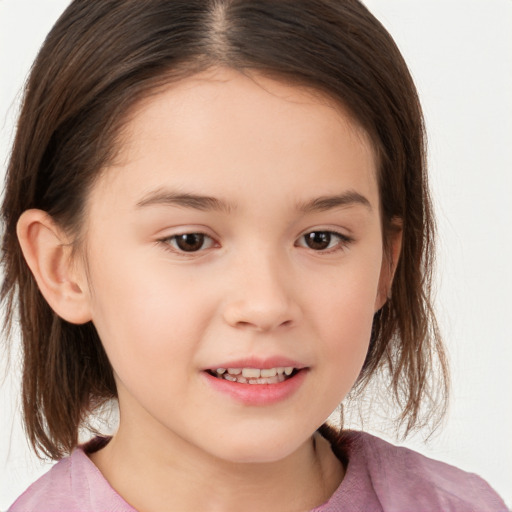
[157,228,220,256]
[295,228,354,254]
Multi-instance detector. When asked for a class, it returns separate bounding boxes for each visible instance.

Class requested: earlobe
[375,221,403,312]
[16,209,92,324]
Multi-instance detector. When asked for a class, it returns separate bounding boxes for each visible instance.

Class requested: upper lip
[204,357,307,371]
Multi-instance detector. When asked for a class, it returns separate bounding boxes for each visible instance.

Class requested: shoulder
[8,442,134,512]
[8,456,75,511]
[341,430,508,512]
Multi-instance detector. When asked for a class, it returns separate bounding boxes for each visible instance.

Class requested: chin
[207,432,310,465]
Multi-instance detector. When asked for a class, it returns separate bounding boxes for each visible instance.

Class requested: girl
[1,1,508,511]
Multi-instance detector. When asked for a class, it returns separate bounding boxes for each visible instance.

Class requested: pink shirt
[9,431,508,511]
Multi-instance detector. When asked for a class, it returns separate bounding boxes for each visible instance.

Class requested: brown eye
[298,231,349,251]
[169,233,213,252]
[304,232,332,250]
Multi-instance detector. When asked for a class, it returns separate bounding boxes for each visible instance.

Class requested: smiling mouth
[206,367,300,385]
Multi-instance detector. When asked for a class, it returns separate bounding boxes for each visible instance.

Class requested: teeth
[213,366,297,384]
[242,368,261,378]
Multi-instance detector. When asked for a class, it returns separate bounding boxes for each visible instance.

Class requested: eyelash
[158,230,352,256]
[159,232,217,254]
[295,230,352,253]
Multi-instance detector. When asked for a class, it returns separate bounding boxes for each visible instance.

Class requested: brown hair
[1,0,448,460]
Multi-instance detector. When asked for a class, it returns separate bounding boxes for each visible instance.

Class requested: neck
[90,423,344,512]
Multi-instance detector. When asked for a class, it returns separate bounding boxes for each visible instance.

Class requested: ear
[16,209,92,324]
[375,219,403,312]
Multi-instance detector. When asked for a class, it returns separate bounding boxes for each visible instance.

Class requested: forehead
[97,67,379,210]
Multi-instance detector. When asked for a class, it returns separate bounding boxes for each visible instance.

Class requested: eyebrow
[136,188,372,214]
[297,190,372,213]
[136,190,234,213]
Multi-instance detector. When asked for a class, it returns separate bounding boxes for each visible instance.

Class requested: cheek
[309,253,381,329]
[305,252,382,378]
[86,251,212,381]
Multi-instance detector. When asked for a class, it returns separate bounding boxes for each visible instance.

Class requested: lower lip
[203,369,307,406]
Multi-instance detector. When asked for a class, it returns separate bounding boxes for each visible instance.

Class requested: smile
[207,367,298,384]
[203,364,307,405]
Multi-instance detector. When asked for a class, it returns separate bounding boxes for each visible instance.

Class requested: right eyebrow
[297,190,372,213]
[136,189,234,214]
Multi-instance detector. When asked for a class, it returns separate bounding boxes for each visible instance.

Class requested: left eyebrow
[297,190,372,213]
[136,189,234,213]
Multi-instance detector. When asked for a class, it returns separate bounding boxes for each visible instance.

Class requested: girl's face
[79,68,393,463]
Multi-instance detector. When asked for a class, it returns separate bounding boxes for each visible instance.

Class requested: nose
[222,252,300,332]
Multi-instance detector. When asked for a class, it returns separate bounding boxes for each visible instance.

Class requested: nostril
[222,294,299,332]
[235,320,253,328]
[234,318,294,331]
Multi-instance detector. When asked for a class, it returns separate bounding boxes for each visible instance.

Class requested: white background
[1,0,511,509]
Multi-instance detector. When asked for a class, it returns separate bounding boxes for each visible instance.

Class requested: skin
[17,68,401,511]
